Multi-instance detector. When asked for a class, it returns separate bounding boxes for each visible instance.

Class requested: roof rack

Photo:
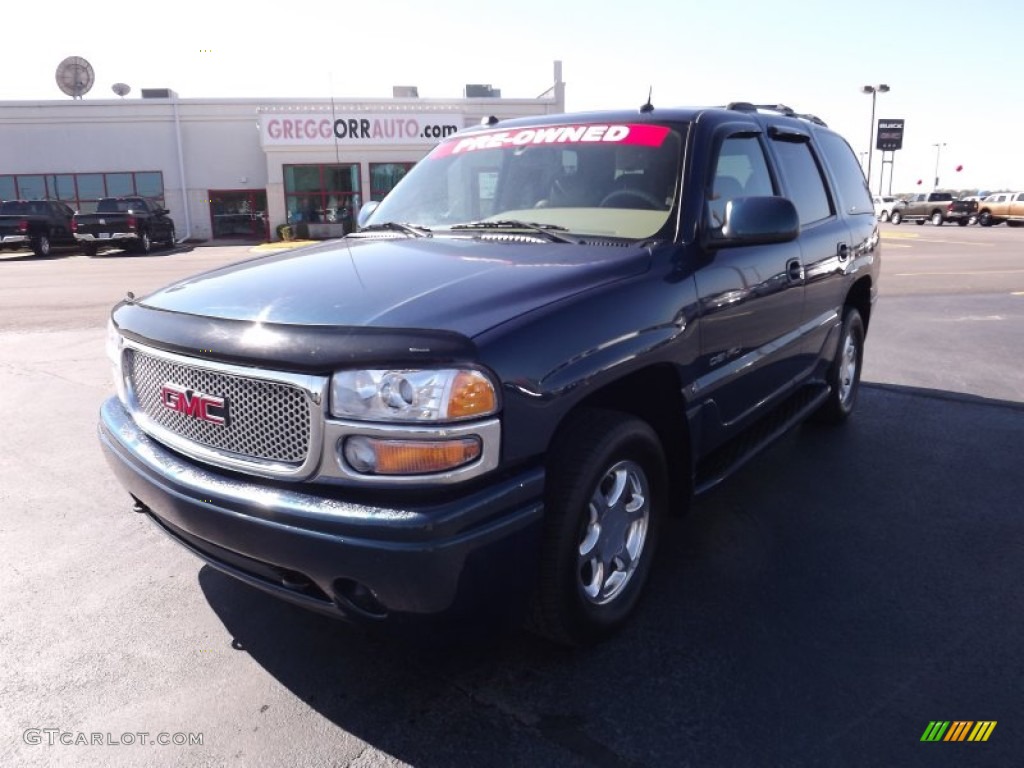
[724,102,828,127]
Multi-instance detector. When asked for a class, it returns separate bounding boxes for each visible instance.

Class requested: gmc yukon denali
[99,103,880,646]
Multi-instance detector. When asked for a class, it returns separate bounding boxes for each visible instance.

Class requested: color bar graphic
[921,720,996,742]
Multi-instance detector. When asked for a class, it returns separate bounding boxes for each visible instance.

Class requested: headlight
[106,318,127,403]
[330,368,498,422]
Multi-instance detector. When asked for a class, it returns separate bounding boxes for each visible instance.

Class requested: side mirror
[709,196,799,248]
[356,201,380,230]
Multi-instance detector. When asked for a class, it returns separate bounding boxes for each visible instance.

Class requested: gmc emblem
[160,383,228,426]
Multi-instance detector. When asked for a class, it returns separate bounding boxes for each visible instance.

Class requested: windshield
[367,121,686,240]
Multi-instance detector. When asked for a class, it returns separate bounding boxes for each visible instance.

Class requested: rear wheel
[930,212,944,226]
[81,243,98,257]
[814,308,865,424]
[530,409,667,646]
[165,225,177,248]
[879,210,891,223]
[134,231,152,254]
[31,234,51,257]
[915,219,925,225]
[957,219,968,227]
[890,210,902,225]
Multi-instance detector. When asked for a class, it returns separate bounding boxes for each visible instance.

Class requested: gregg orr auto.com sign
[260,113,463,147]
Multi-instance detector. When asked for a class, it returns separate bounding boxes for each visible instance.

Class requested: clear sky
[3,0,1022,193]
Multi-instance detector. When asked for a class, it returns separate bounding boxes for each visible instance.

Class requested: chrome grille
[125,349,311,465]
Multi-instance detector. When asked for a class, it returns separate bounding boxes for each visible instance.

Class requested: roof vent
[140,88,177,99]
[464,84,501,98]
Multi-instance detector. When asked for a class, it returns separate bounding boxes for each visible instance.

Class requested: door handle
[837,242,850,261]
[786,258,804,282]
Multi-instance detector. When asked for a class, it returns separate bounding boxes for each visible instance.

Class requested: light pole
[932,142,946,190]
[861,84,890,191]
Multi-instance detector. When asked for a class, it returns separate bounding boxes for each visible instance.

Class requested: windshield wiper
[449,220,578,243]
[359,221,431,238]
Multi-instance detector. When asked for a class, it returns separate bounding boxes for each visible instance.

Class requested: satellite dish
[55,56,95,99]
[111,82,131,98]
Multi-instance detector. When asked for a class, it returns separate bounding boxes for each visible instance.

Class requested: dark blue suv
[100,102,879,645]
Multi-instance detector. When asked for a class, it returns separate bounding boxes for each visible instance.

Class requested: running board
[693,384,830,496]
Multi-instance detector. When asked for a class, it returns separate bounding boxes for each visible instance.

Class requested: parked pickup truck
[99,103,880,646]
[889,192,976,226]
[73,197,176,255]
[0,199,78,256]
[976,191,1024,227]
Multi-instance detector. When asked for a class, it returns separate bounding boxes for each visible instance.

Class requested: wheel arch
[552,364,692,516]
[846,276,873,332]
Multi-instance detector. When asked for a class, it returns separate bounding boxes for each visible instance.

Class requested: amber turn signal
[447,370,497,419]
[343,436,481,475]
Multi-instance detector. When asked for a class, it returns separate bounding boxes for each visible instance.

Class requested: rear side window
[770,138,833,226]
[816,131,873,216]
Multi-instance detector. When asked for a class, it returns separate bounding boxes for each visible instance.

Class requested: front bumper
[98,397,544,622]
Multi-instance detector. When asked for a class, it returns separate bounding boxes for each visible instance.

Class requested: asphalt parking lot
[1,226,1022,767]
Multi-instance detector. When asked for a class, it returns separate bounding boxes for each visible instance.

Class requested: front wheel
[165,226,177,248]
[879,210,891,223]
[979,212,992,227]
[32,234,51,257]
[814,308,865,424]
[890,210,903,225]
[530,409,667,646]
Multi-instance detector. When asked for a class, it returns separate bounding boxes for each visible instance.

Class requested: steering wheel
[599,188,663,210]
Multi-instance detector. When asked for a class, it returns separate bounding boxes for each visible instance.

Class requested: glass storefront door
[209,190,269,240]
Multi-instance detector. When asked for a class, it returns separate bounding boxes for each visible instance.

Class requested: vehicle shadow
[199,384,1023,767]
[0,246,84,262]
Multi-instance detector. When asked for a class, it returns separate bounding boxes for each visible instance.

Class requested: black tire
[530,409,667,646]
[1007,220,1022,228]
[957,219,968,227]
[930,212,944,226]
[915,219,925,225]
[890,210,902,225]
[968,214,978,226]
[31,233,51,257]
[814,308,865,424]
[979,211,992,227]
[165,226,177,248]
[81,243,98,257]
[879,210,890,223]
[134,231,152,255]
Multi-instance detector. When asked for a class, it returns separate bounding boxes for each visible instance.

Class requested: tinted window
[48,174,77,201]
[77,174,105,199]
[771,138,832,225]
[816,131,873,216]
[106,173,134,197]
[135,172,164,199]
[0,176,15,200]
[17,175,46,200]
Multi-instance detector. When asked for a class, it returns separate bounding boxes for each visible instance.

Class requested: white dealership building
[0,63,565,241]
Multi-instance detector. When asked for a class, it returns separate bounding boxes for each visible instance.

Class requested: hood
[138,236,652,338]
